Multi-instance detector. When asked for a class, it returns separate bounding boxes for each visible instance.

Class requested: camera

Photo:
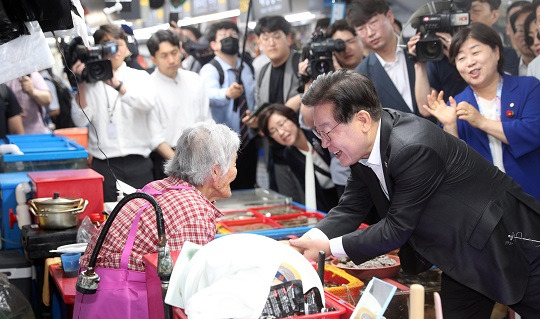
[182,39,215,66]
[414,0,470,62]
[302,29,346,80]
[64,36,118,84]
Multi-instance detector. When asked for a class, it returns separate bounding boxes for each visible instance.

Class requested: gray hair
[164,121,240,186]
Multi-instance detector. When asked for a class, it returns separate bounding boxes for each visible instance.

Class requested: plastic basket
[317,264,365,306]
[172,291,347,319]
[54,127,88,149]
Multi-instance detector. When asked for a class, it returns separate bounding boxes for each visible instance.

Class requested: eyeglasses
[259,31,286,43]
[312,122,341,142]
[268,119,290,136]
[355,15,385,36]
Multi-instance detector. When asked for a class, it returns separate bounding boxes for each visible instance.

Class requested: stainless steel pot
[28,193,88,229]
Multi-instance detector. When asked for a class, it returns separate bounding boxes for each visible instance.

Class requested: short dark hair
[181,25,202,40]
[147,30,180,56]
[509,4,533,34]
[302,70,382,123]
[254,15,291,36]
[94,24,128,44]
[206,20,240,42]
[524,12,537,47]
[346,0,389,28]
[258,104,300,145]
[506,0,530,16]
[449,23,505,73]
[326,19,357,38]
[474,0,502,11]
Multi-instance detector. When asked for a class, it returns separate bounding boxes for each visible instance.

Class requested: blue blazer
[454,74,540,200]
[355,51,418,115]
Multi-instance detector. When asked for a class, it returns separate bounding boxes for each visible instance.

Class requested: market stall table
[49,263,76,318]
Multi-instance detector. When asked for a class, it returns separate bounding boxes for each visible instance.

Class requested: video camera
[64,36,118,84]
[302,29,345,80]
[182,39,215,66]
[413,0,470,62]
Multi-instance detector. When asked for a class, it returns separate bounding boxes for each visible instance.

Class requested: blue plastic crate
[0,172,31,250]
[1,134,88,172]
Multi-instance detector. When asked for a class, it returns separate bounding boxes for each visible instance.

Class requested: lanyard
[472,76,503,119]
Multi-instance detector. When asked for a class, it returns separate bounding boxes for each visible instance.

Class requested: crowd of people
[3,0,540,318]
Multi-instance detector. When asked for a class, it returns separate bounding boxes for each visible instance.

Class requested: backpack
[208,55,255,86]
[44,75,75,129]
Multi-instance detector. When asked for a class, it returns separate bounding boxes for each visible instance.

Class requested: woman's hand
[242,110,258,129]
[423,90,458,126]
[456,101,483,128]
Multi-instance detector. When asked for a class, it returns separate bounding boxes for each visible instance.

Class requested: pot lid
[31,193,81,206]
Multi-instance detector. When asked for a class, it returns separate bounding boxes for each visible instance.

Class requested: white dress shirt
[72,63,163,159]
[151,68,211,147]
[306,122,386,258]
[374,45,414,113]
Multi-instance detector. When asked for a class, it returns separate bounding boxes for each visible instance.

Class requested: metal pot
[28,193,88,229]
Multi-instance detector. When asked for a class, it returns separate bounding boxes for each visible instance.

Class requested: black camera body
[182,39,215,66]
[64,37,118,84]
[415,0,470,62]
[303,30,346,80]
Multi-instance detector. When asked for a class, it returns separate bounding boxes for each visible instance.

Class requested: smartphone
[169,12,179,27]
[248,102,271,120]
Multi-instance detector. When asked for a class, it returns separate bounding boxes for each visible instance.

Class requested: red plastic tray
[173,291,347,319]
[218,217,282,233]
[254,204,307,217]
[269,212,325,228]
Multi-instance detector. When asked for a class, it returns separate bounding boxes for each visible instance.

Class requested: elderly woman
[423,23,540,201]
[74,121,240,318]
[258,104,338,212]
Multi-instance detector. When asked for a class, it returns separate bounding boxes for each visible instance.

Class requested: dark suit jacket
[355,51,418,115]
[316,109,540,304]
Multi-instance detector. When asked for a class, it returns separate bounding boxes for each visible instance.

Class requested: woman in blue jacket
[424,23,540,201]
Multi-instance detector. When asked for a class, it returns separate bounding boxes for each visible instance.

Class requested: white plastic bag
[0,21,54,83]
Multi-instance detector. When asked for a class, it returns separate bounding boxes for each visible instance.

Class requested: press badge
[108,122,118,139]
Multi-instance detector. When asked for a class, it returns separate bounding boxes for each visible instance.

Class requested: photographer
[325,19,364,71]
[71,24,172,202]
[409,0,520,112]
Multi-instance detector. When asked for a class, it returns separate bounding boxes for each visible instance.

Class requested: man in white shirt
[147,30,212,179]
[71,24,172,202]
[349,0,418,115]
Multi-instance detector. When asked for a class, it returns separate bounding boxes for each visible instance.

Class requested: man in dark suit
[290,70,540,318]
[348,0,419,116]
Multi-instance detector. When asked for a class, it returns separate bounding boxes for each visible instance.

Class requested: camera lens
[417,37,444,62]
[314,60,331,75]
[424,41,442,57]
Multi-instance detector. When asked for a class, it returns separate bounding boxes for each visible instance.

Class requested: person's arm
[422,90,459,137]
[155,142,174,161]
[7,115,24,134]
[20,76,51,106]
[199,64,237,108]
[5,85,24,134]
[455,102,508,144]
[284,94,301,112]
[407,33,432,118]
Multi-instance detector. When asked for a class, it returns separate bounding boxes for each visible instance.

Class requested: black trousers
[92,155,154,202]
[230,137,259,190]
[441,251,540,319]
